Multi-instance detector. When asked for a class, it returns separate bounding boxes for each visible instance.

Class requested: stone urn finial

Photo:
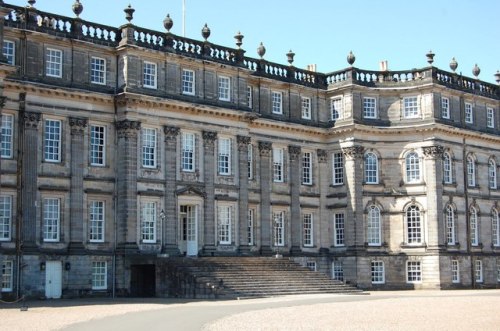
[449,57,458,73]
[472,64,480,78]
[201,23,211,41]
[27,0,36,7]
[347,51,356,66]
[257,42,266,59]
[234,31,244,49]
[426,50,435,65]
[495,70,500,85]
[124,4,135,23]
[72,0,83,18]
[286,50,295,66]
[163,14,173,32]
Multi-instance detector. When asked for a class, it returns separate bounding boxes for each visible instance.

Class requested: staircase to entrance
[162,257,362,299]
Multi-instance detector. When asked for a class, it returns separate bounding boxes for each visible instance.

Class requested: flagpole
[182,0,186,37]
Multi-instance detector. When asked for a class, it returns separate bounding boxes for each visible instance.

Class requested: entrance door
[130,264,156,297]
[181,205,198,256]
[45,261,62,299]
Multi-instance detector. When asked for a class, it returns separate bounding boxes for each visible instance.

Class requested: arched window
[445,205,455,245]
[364,153,379,184]
[405,152,420,183]
[443,153,452,184]
[470,207,478,246]
[406,205,422,244]
[488,159,497,189]
[367,205,381,245]
[467,156,476,187]
[492,209,499,247]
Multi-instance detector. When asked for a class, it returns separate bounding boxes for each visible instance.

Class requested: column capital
[342,145,364,159]
[423,145,444,159]
[69,117,88,136]
[317,149,328,163]
[288,145,301,161]
[163,125,180,141]
[23,111,41,129]
[237,135,251,151]
[0,96,6,109]
[258,141,272,157]
[116,119,141,139]
[202,130,217,148]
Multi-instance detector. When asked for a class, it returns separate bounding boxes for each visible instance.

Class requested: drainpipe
[462,138,473,288]
[15,93,26,300]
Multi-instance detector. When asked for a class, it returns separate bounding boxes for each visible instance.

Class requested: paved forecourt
[0,290,499,330]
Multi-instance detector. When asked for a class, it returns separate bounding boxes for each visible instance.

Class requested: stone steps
[164,257,362,299]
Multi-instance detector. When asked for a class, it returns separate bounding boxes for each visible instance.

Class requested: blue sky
[6,0,500,83]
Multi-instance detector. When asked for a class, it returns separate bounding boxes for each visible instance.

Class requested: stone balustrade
[2,2,498,98]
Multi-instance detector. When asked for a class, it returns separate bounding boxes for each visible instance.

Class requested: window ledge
[400,243,427,249]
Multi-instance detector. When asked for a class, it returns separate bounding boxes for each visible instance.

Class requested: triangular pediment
[176,185,206,198]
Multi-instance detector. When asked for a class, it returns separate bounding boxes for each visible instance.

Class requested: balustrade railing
[2,3,498,96]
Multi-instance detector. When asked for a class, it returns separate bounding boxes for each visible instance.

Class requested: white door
[185,206,198,256]
[45,261,62,299]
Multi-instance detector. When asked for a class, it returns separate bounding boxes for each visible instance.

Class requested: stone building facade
[0,1,499,299]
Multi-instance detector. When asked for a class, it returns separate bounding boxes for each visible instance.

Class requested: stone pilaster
[0,96,5,189]
[69,117,87,251]
[423,145,445,248]
[258,141,272,253]
[342,145,365,249]
[317,149,329,252]
[21,110,41,249]
[288,145,301,254]
[237,135,250,252]
[163,125,180,255]
[202,130,217,254]
[115,119,141,251]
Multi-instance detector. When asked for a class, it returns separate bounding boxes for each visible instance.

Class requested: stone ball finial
[449,57,458,72]
[72,0,83,18]
[201,23,211,41]
[124,4,135,23]
[347,51,356,66]
[234,31,244,49]
[495,70,500,85]
[286,50,295,66]
[163,14,173,32]
[426,50,435,65]
[257,42,266,59]
[472,64,480,78]
[27,0,36,7]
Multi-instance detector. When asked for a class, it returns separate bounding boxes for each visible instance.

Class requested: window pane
[43,198,60,241]
[46,48,62,77]
[44,120,61,162]
[90,125,105,166]
[90,57,106,84]
[1,114,13,158]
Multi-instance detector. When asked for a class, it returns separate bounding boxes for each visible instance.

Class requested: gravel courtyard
[1,290,499,330]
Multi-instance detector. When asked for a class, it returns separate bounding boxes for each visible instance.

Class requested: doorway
[130,264,156,297]
[45,261,62,299]
[180,205,198,256]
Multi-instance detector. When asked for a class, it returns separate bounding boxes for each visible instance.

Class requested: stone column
[21,111,41,250]
[69,117,87,251]
[288,145,302,254]
[202,130,217,254]
[237,135,250,252]
[0,97,5,187]
[342,145,365,249]
[423,145,445,249]
[115,120,140,252]
[258,141,272,254]
[163,125,180,255]
[317,149,329,253]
